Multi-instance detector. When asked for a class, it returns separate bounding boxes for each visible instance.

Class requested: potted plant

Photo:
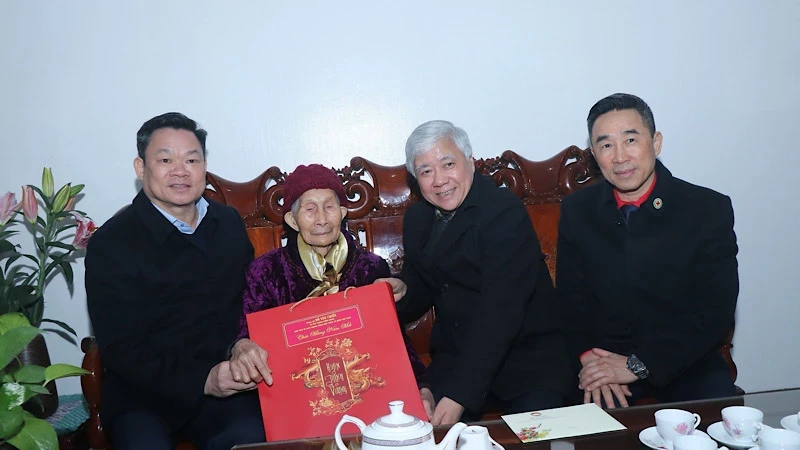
[0,312,88,450]
[0,168,96,416]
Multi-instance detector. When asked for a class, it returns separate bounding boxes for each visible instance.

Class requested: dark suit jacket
[85,190,254,429]
[557,160,738,388]
[398,173,572,414]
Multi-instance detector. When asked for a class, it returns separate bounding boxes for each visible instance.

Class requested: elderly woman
[229,164,433,416]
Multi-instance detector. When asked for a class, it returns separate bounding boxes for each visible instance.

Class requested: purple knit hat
[282,164,347,213]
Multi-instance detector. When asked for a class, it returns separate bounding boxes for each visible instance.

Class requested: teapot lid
[366,400,430,437]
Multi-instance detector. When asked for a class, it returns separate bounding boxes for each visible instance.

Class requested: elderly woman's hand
[230,338,273,386]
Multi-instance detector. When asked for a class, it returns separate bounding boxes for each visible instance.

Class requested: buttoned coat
[398,173,573,414]
[557,160,738,388]
[85,190,254,429]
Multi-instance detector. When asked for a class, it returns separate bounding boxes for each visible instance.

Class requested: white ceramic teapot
[334,400,467,450]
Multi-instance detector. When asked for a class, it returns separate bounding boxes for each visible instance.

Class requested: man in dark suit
[85,113,265,450]
[559,93,738,408]
[394,120,573,425]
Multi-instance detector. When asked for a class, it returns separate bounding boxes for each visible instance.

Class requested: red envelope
[246,282,426,442]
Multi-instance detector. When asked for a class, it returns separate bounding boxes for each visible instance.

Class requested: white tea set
[334,401,503,450]
[639,406,800,450]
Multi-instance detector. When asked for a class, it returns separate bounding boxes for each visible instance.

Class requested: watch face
[628,356,648,379]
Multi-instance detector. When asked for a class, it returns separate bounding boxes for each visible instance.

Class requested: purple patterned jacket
[237,229,428,387]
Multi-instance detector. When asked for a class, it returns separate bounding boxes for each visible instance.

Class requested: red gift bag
[245,282,426,441]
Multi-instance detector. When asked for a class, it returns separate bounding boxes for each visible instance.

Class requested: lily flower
[64,196,76,212]
[42,168,54,198]
[70,211,97,249]
[0,191,19,227]
[52,184,71,213]
[21,185,38,224]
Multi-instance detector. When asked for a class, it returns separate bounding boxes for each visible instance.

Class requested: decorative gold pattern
[291,338,385,416]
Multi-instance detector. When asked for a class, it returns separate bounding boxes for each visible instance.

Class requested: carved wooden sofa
[80,146,738,449]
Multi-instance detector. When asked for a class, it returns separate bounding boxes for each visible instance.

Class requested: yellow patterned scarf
[297,232,349,298]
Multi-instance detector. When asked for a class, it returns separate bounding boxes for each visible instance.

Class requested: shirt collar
[151,197,209,234]
[614,172,658,208]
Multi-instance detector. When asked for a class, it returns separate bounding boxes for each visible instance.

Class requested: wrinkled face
[591,109,662,202]
[413,139,475,212]
[284,188,347,256]
[134,128,207,217]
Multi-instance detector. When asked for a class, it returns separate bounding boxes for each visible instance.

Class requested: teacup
[721,406,763,443]
[457,425,504,450]
[655,408,702,444]
[758,427,800,450]
[673,434,719,450]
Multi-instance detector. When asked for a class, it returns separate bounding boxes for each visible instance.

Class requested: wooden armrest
[81,336,108,449]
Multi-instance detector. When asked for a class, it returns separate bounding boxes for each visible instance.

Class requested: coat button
[441,283,449,293]
[452,321,459,330]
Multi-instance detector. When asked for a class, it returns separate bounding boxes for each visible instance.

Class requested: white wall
[1,1,798,396]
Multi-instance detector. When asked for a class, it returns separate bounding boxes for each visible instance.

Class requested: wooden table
[234,389,800,449]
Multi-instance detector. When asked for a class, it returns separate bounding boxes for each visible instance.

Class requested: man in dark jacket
[393,120,573,425]
[85,113,265,450]
[560,93,738,408]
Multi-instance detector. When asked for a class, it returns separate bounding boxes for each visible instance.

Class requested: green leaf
[0,313,30,334]
[0,229,19,240]
[22,273,37,287]
[40,318,76,336]
[13,365,45,384]
[8,286,38,312]
[55,223,77,234]
[0,240,15,254]
[44,241,74,251]
[0,382,42,410]
[34,237,45,254]
[61,260,74,288]
[42,259,60,279]
[0,405,24,440]
[0,326,38,369]
[69,184,84,197]
[43,364,88,384]
[4,252,24,272]
[20,254,38,266]
[0,382,26,410]
[7,412,58,450]
[22,385,49,395]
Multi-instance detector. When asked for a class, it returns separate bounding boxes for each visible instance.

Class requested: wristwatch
[626,354,649,380]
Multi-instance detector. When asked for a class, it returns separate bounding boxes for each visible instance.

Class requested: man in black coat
[85,113,265,450]
[393,120,573,425]
[560,93,738,408]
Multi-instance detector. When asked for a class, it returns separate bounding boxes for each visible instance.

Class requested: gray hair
[404,120,473,177]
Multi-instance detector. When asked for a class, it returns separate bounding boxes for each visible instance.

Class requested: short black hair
[136,112,207,159]
[587,93,656,138]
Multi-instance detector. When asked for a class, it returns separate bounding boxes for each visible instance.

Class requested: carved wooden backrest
[204,146,602,361]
